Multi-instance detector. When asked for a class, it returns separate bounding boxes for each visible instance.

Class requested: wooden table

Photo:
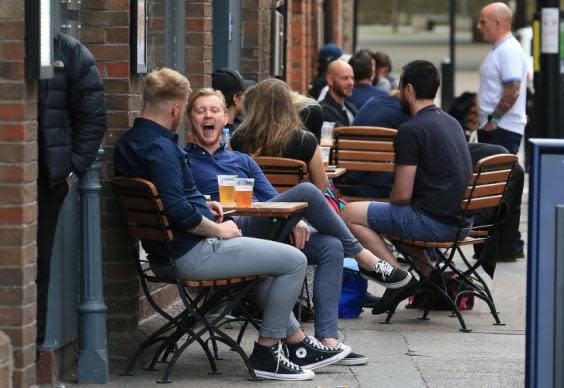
[326,167,346,179]
[222,201,308,217]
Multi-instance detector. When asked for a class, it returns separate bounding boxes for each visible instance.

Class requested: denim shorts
[367,202,460,241]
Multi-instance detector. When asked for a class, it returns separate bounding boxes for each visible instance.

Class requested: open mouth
[202,122,215,136]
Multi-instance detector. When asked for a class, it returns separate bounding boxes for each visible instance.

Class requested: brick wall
[242,0,275,81]
[186,0,213,89]
[0,2,38,387]
[0,331,13,388]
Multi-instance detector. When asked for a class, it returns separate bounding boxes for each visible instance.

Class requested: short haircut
[401,60,440,100]
[143,68,192,107]
[372,51,391,70]
[348,50,373,82]
[187,88,227,114]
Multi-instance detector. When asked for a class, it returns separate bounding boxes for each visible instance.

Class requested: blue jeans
[478,127,522,155]
[237,182,363,339]
[367,202,460,241]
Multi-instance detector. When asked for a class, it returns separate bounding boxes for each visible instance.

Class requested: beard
[399,96,411,116]
[334,84,351,99]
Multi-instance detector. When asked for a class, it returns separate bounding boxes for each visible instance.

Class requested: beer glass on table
[235,178,254,208]
[217,175,238,205]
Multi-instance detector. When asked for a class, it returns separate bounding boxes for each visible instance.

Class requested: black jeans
[36,177,68,343]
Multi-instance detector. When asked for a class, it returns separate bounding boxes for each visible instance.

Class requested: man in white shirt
[476,2,528,154]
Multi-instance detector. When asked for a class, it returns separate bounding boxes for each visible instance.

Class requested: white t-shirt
[478,34,528,135]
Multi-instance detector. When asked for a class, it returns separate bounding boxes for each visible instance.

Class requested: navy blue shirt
[114,118,214,261]
[185,143,279,202]
[349,83,388,111]
[353,94,410,129]
[395,105,472,224]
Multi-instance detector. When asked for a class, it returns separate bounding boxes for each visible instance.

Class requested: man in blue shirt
[348,50,388,111]
[186,88,414,366]
[113,68,349,381]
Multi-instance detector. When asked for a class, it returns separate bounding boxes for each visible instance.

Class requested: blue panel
[526,139,564,388]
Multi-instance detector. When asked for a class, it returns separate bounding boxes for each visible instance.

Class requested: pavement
[59,26,528,388]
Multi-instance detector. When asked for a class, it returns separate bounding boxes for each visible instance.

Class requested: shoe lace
[374,260,394,280]
[305,335,339,351]
[273,342,301,372]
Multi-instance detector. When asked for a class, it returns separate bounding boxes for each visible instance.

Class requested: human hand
[289,220,310,250]
[208,201,224,222]
[480,121,497,132]
[217,220,242,239]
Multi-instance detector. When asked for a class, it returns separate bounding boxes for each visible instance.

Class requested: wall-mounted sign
[131,0,148,74]
[541,8,559,54]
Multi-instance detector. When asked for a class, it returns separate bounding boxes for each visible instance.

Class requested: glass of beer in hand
[235,178,254,208]
[217,175,238,205]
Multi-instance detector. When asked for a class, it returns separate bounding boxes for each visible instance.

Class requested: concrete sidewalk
[67,249,526,388]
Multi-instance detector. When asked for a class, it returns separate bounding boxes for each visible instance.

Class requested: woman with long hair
[231,78,328,192]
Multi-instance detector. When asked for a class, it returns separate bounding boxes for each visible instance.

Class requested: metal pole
[449,0,456,89]
[537,1,561,138]
[77,148,108,383]
[555,205,564,388]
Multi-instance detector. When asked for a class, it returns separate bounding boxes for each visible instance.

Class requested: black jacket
[319,93,358,128]
[38,32,107,187]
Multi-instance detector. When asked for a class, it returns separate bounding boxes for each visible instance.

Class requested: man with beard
[319,60,357,127]
[342,60,473,312]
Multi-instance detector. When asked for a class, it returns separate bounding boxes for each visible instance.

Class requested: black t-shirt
[230,129,317,165]
[395,105,472,225]
[282,130,318,164]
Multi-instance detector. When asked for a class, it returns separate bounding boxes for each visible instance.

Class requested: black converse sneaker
[334,343,369,366]
[286,335,351,370]
[249,341,315,381]
[360,260,413,289]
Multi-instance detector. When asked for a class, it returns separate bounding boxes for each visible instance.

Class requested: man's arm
[69,41,107,175]
[389,164,417,204]
[488,80,521,125]
[189,217,241,239]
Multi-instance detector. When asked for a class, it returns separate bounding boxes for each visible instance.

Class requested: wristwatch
[487,113,500,125]
[68,171,79,184]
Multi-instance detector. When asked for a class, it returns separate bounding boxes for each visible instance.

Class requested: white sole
[301,346,352,370]
[253,368,315,381]
[336,356,369,366]
[361,270,413,289]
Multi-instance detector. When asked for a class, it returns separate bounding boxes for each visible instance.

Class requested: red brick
[0,182,36,204]
[0,163,37,182]
[0,283,35,305]
[0,20,24,40]
[0,62,24,81]
[107,61,129,77]
[81,10,129,27]
[0,203,36,225]
[102,78,130,94]
[0,82,24,100]
[0,266,35,288]
[0,303,35,326]
[106,27,129,44]
[80,27,106,44]
[12,363,35,388]
[105,0,129,9]
[0,224,36,246]
[0,42,25,61]
[89,45,129,61]
[0,142,37,163]
[0,103,24,121]
[0,244,36,267]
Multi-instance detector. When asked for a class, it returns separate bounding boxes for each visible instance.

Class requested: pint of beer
[235,178,254,207]
[217,175,238,205]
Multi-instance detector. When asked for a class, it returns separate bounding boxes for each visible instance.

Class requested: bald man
[320,59,358,127]
[476,2,528,154]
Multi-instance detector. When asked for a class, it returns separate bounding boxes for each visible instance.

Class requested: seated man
[184,88,413,364]
[113,68,351,381]
[343,60,473,311]
[320,60,357,128]
[348,49,387,111]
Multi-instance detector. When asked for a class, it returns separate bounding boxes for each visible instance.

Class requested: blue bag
[338,260,368,318]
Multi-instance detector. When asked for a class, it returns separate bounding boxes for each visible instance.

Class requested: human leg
[478,127,522,155]
[175,236,314,380]
[36,179,68,344]
[275,183,411,288]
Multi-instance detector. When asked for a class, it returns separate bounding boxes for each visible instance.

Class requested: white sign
[541,8,559,54]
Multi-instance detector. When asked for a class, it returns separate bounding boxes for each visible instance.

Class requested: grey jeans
[175,236,307,339]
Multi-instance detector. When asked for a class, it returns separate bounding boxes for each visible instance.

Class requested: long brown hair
[233,78,305,156]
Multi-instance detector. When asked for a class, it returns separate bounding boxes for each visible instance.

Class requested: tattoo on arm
[188,217,220,237]
[493,81,520,117]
